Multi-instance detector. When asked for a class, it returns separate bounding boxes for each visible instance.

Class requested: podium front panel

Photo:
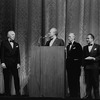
[28,46,65,97]
[41,47,65,97]
[28,47,41,97]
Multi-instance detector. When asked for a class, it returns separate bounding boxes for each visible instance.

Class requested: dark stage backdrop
[0,0,100,98]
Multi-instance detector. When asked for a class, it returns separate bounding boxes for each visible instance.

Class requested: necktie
[69,42,72,50]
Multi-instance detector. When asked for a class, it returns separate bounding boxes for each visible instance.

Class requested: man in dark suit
[82,33,100,99]
[66,33,82,98]
[1,30,21,96]
[45,28,64,46]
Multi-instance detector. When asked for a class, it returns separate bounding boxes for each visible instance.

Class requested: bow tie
[69,42,72,45]
[10,40,14,43]
[88,44,93,46]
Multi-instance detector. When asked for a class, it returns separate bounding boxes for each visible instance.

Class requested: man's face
[49,28,56,38]
[86,35,93,44]
[68,33,75,42]
[8,31,15,40]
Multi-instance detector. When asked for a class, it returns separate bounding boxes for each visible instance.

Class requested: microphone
[42,33,50,38]
[42,36,48,38]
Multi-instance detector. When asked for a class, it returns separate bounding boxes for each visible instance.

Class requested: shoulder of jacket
[94,43,99,46]
[74,42,81,46]
[83,45,88,48]
[15,42,19,45]
[57,38,64,42]
[1,40,8,43]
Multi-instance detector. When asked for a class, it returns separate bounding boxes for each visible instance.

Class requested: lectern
[28,46,65,98]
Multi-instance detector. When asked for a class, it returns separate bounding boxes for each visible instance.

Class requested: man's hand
[85,56,95,60]
[17,64,20,69]
[1,63,6,68]
[74,59,78,61]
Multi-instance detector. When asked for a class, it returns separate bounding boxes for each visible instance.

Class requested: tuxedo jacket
[66,41,83,69]
[83,43,100,69]
[45,38,64,46]
[1,39,20,68]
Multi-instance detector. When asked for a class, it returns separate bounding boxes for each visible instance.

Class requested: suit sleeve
[1,41,5,63]
[17,44,20,64]
[60,39,65,46]
[95,45,100,62]
[77,43,83,65]
[82,46,86,67]
[45,41,49,46]
[0,43,1,60]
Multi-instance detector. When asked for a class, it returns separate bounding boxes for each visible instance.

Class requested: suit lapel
[67,41,75,52]
[52,38,57,46]
[48,39,52,46]
[90,44,96,54]
[12,42,17,54]
[7,40,13,51]
[86,45,89,53]
[67,44,70,52]
[7,40,16,54]
[70,42,75,50]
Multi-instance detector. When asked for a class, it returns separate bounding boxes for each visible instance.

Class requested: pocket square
[16,46,18,48]
[94,48,97,50]
[73,47,76,49]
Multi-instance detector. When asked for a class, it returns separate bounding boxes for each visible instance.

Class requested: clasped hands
[1,63,21,69]
[85,56,95,60]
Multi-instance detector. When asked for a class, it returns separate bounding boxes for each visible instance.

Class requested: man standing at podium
[66,33,82,98]
[45,28,64,46]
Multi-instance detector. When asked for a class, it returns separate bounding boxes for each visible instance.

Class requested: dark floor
[0,94,84,100]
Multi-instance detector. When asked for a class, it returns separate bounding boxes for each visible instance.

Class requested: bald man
[45,28,64,46]
[66,33,82,99]
[1,31,21,96]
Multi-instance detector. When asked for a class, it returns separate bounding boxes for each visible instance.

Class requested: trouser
[84,69,99,99]
[67,68,81,98]
[3,67,20,96]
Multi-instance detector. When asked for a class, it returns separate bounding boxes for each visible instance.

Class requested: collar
[71,40,74,45]
[69,40,75,45]
[88,42,94,46]
[51,36,56,41]
[8,38,14,43]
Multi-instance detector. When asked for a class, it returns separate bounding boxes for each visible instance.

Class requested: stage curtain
[66,0,100,98]
[13,0,100,97]
[0,0,100,98]
[14,0,66,96]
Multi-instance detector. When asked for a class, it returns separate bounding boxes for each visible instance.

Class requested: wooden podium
[28,46,65,98]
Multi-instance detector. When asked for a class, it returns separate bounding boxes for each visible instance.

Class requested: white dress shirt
[88,43,94,52]
[69,40,74,50]
[49,36,56,46]
[8,39,14,48]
